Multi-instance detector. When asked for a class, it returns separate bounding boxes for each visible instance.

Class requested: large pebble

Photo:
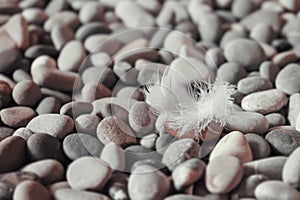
[54,188,110,200]
[97,116,137,147]
[245,133,271,160]
[265,129,300,156]
[63,133,103,160]
[241,89,287,114]
[13,180,51,200]
[0,106,36,128]
[244,156,287,180]
[255,181,300,200]
[100,142,125,171]
[67,156,112,190]
[237,76,272,95]
[27,114,74,139]
[282,147,300,188]
[216,62,247,84]
[225,111,269,134]
[224,39,266,70]
[12,80,42,106]
[206,155,244,194]
[210,131,253,163]
[275,63,300,95]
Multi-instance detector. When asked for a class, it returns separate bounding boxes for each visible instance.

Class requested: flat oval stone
[275,63,300,95]
[13,180,51,200]
[224,39,266,70]
[245,133,271,160]
[75,23,111,41]
[27,114,74,139]
[36,97,61,115]
[100,142,125,171]
[225,112,269,135]
[244,156,287,180]
[241,89,287,114]
[24,45,57,59]
[66,156,112,191]
[206,155,244,194]
[63,133,104,160]
[79,1,104,24]
[210,131,253,163]
[21,159,64,185]
[216,62,247,84]
[259,61,280,83]
[237,76,272,95]
[0,106,36,128]
[12,80,42,107]
[265,129,300,156]
[255,181,300,200]
[282,147,300,188]
[265,113,286,127]
[288,93,300,126]
[54,188,110,200]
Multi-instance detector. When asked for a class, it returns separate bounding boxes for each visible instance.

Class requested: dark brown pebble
[0,127,14,141]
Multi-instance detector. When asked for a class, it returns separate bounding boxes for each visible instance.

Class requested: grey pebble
[232,0,254,19]
[265,113,286,127]
[44,0,68,16]
[113,61,138,85]
[13,180,51,200]
[198,13,222,43]
[74,114,100,135]
[25,45,57,59]
[216,62,247,84]
[237,76,272,95]
[60,101,93,118]
[13,127,34,140]
[79,2,104,24]
[50,25,74,50]
[12,80,41,107]
[75,22,111,41]
[220,30,247,48]
[81,82,112,103]
[43,11,79,32]
[205,47,225,71]
[245,133,271,160]
[140,134,158,149]
[272,50,298,69]
[156,133,177,154]
[275,63,300,95]
[288,93,300,126]
[36,97,61,115]
[82,66,117,89]
[41,87,71,104]
[101,142,125,171]
[12,69,31,83]
[259,61,280,83]
[250,23,275,43]
[282,146,300,188]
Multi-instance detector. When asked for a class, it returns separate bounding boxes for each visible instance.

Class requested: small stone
[81,83,112,103]
[272,50,298,68]
[245,133,271,160]
[241,89,287,114]
[54,188,110,200]
[13,127,34,140]
[282,147,300,188]
[206,155,244,194]
[0,106,36,128]
[12,69,31,83]
[198,13,222,43]
[24,45,57,59]
[100,142,125,171]
[79,2,104,24]
[45,0,68,16]
[75,23,111,41]
[265,129,300,156]
[74,114,100,135]
[237,76,272,95]
[82,66,117,89]
[205,47,225,70]
[113,61,138,85]
[288,93,300,126]
[12,80,42,107]
[250,24,274,43]
[259,61,280,83]
[36,97,61,115]
[27,114,74,139]
[224,39,266,70]
[275,63,300,95]
[21,159,64,185]
[50,25,74,50]
[22,8,48,24]
[265,113,286,127]
[60,101,93,118]
[13,180,51,200]
[255,181,300,200]
[43,11,79,32]
[66,156,112,190]
[140,133,158,149]
[216,62,247,84]
[232,0,254,19]
[163,31,193,54]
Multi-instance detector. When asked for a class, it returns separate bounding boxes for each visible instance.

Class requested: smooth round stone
[255,181,300,200]
[47,181,70,196]
[216,62,247,84]
[140,134,158,149]
[288,93,300,126]
[13,69,31,83]
[100,142,125,171]
[224,39,266,70]
[244,156,287,180]
[282,147,300,188]
[45,0,67,16]
[21,159,64,185]
[12,80,42,107]
[67,156,112,190]
[232,0,254,19]
[51,26,74,50]
[265,129,300,156]
[27,133,65,162]
[43,11,79,32]
[156,133,177,154]
[275,63,300,95]
[57,40,86,72]
[54,188,109,200]
[205,47,225,70]
[97,116,137,147]
[0,106,36,128]
[210,131,253,163]
[172,158,206,191]
[0,127,14,141]
[250,24,274,43]
[128,165,170,200]
[76,23,111,42]
[25,45,57,59]
[82,66,117,89]
[163,31,193,54]
[0,136,27,173]
[241,89,287,114]
[198,13,222,43]
[237,76,272,95]
[81,83,112,103]
[0,49,21,74]
[245,133,271,160]
[265,113,286,127]
[259,61,280,83]
[113,61,138,85]
[26,114,74,139]
[13,128,34,140]
[220,29,247,48]
[60,101,92,118]
[13,180,51,200]
[225,111,269,135]
[63,133,104,160]
[74,114,100,135]
[36,97,61,115]
[162,138,200,171]
[79,2,104,24]
[206,155,244,194]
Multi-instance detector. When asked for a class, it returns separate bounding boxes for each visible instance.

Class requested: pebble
[140,133,158,149]
[172,158,206,191]
[220,30,247,48]
[101,102,129,123]
[113,61,138,85]
[63,133,104,160]
[81,83,112,103]
[128,165,170,200]
[259,61,280,83]
[232,0,254,19]
[0,136,27,173]
[26,114,74,139]
[272,50,298,68]
[79,2,104,24]
[282,146,300,188]
[225,111,269,134]
[162,138,200,171]
[24,45,57,59]
[198,13,222,43]
[12,80,42,106]
[245,133,271,160]
[255,181,300,200]
[237,76,272,95]
[44,0,68,16]
[82,66,117,89]
[224,39,266,70]
[75,23,111,41]
[265,113,286,127]
[36,97,61,115]
[241,89,287,114]
[57,40,86,72]
[163,31,193,55]
[0,49,21,74]
[100,142,125,171]
[74,114,100,134]
[250,24,274,43]
[0,106,36,128]
[216,62,247,84]
[116,86,144,101]
[206,155,244,194]
[288,93,300,126]
[27,133,65,162]
[41,88,71,104]
[60,101,93,118]
[205,47,225,70]
[0,127,14,141]
[67,156,112,190]
[50,25,74,50]
[13,180,51,200]
[97,116,137,147]
[107,172,128,200]
[210,131,253,163]
[265,129,300,156]
[54,188,110,200]
[21,159,64,185]
[244,156,287,180]
[43,11,79,32]
[12,69,31,83]
[47,181,70,196]
[22,8,48,24]
[13,127,34,140]
[275,63,300,95]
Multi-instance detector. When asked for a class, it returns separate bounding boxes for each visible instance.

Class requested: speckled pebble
[237,76,272,95]
[265,113,286,127]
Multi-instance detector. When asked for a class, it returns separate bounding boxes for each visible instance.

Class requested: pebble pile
[0,0,299,200]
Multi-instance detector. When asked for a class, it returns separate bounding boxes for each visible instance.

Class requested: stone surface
[275,64,300,95]
[0,106,36,128]
[13,180,51,200]
[282,146,300,188]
